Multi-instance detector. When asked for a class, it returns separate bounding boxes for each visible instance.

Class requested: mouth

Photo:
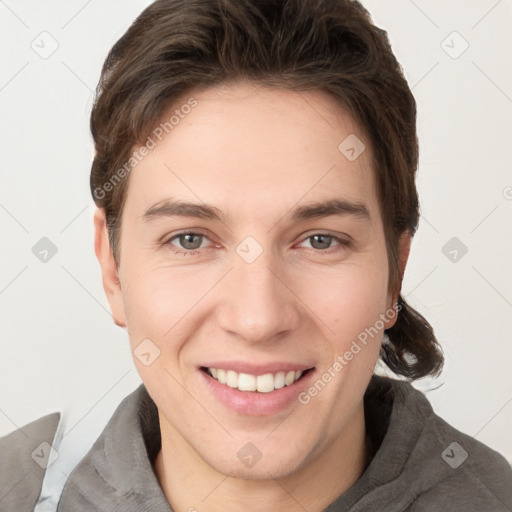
[197,360,316,415]
[200,366,314,393]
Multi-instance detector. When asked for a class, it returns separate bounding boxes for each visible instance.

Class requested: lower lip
[199,368,315,416]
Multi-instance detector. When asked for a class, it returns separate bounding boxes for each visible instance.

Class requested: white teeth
[284,371,295,386]
[274,371,285,389]
[256,373,274,393]
[206,367,306,392]
[238,373,256,392]
[226,370,238,388]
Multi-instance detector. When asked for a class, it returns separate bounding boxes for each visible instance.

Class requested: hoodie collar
[59,375,453,511]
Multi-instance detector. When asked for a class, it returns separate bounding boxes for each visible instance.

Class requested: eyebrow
[141,198,371,224]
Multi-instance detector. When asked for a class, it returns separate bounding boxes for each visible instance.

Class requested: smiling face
[95,80,406,481]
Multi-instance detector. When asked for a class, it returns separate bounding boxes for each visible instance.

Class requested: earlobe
[93,208,127,328]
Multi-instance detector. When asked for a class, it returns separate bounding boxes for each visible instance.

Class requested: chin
[220,460,302,481]
[202,443,310,480]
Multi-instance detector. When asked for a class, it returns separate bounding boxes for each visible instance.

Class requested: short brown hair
[90,0,444,380]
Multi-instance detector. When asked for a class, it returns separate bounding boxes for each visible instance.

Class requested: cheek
[297,259,389,352]
[123,255,206,323]
[121,264,215,362]
[120,238,389,363]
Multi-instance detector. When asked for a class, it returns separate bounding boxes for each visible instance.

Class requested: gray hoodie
[2,375,511,511]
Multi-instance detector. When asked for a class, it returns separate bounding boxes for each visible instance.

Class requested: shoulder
[376,375,512,511]
[56,384,162,512]
[0,411,61,512]
[413,411,512,511]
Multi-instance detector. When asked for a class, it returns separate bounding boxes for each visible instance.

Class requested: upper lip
[200,361,315,376]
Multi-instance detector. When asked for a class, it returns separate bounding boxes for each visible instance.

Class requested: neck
[153,403,369,512]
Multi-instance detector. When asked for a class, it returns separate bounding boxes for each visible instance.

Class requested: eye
[298,233,351,253]
[163,231,351,256]
[165,231,212,255]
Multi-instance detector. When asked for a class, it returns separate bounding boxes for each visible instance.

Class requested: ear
[384,231,411,329]
[93,208,127,328]
[397,230,411,289]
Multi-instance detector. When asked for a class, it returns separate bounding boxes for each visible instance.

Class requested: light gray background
[1,0,511,480]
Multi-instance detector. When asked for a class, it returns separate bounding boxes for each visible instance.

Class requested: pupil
[182,234,201,249]
[312,234,330,249]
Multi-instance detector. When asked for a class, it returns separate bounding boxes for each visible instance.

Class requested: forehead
[124,81,380,225]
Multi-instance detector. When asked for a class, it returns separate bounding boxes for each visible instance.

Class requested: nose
[216,245,301,345]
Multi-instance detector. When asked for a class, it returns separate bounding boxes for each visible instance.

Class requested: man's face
[97,81,401,479]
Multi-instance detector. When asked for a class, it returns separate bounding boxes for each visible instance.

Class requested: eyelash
[162,230,352,256]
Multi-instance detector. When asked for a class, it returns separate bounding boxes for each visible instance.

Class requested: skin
[94,80,410,512]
